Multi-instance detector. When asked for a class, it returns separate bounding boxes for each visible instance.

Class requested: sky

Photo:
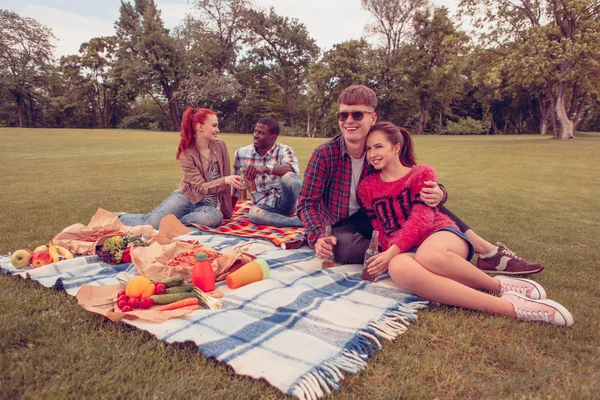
[0,0,461,58]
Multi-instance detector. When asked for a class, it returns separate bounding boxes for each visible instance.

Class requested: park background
[2,0,600,398]
[2,0,600,140]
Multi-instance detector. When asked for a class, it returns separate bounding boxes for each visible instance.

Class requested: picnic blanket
[1,234,426,399]
[192,201,305,249]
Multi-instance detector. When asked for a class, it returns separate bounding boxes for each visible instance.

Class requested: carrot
[157,297,199,311]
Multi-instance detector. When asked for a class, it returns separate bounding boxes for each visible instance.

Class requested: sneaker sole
[506,293,574,327]
[481,266,544,276]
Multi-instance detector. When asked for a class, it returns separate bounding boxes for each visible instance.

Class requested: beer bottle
[321,225,335,269]
[361,230,380,281]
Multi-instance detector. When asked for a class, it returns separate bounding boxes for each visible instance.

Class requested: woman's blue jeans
[119,190,223,229]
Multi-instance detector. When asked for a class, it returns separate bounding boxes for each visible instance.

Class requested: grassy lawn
[1,128,599,399]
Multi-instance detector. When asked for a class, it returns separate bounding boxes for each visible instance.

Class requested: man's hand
[420,181,443,208]
[245,164,268,180]
[315,236,337,259]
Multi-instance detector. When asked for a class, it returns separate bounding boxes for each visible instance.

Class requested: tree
[115,0,183,130]
[244,8,320,127]
[60,37,120,128]
[0,9,55,127]
[405,7,469,134]
[459,0,600,140]
[362,0,430,57]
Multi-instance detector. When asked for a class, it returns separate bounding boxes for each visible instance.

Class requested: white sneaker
[496,276,546,299]
[502,292,574,327]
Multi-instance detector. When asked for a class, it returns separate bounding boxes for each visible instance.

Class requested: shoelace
[515,308,550,323]
[497,242,523,260]
[500,282,529,296]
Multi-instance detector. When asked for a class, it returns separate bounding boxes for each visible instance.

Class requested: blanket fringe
[289,300,428,400]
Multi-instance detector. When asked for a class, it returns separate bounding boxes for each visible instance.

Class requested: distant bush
[444,117,485,135]
[280,125,307,137]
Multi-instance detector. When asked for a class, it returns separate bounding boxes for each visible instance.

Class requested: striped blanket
[1,234,426,399]
[192,201,306,249]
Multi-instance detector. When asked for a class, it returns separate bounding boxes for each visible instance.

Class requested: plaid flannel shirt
[233,142,301,208]
[298,135,372,247]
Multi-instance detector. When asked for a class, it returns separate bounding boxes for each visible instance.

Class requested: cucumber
[165,284,194,294]
[160,275,184,288]
[150,292,197,305]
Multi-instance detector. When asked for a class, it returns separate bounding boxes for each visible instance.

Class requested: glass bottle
[321,225,335,269]
[192,253,215,292]
[361,230,380,281]
[239,167,248,201]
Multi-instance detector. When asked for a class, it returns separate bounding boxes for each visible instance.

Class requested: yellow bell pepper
[126,276,153,298]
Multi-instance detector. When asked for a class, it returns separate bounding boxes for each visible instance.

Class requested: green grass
[1,128,600,399]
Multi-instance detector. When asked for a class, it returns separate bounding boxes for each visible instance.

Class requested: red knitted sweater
[357,165,458,252]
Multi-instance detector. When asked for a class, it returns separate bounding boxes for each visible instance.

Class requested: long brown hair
[369,122,417,167]
[176,107,216,159]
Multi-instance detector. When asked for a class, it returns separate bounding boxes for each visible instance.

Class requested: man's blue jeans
[248,172,303,228]
[119,190,223,229]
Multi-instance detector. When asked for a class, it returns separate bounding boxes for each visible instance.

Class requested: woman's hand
[420,181,443,207]
[365,248,395,276]
[225,175,243,189]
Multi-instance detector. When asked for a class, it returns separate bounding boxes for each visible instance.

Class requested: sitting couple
[297,84,573,327]
[118,109,303,230]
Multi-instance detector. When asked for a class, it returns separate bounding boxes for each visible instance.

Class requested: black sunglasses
[336,110,375,122]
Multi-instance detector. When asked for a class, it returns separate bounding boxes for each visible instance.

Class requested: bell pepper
[125,276,154,298]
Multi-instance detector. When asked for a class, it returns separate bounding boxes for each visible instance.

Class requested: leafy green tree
[459,0,600,139]
[244,8,320,127]
[60,37,120,128]
[405,7,469,134]
[0,9,55,127]
[115,0,183,130]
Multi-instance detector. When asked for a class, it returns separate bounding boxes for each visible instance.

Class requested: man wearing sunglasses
[298,84,544,275]
[231,117,303,227]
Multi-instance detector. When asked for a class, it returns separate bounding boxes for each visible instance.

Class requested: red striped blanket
[191,201,306,249]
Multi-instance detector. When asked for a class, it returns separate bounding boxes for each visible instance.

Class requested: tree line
[1,0,599,139]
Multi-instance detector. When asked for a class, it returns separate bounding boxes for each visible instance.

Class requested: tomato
[117,290,126,298]
[117,299,128,310]
[139,297,154,309]
[118,295,128,303]
[154,282,167,295]
[128,297,140,309]
[122,305,133,312]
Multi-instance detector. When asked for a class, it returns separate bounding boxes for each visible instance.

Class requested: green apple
[10,249,34,268]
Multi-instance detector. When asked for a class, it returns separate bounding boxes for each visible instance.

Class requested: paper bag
[131,241,254,282]
[52,209,191,256]
[76,284,199,323]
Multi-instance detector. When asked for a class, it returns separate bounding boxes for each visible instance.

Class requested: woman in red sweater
[357,122,573,327]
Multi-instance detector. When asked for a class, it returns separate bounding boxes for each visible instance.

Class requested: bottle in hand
[321,225,335,269]
[362,230,383,281]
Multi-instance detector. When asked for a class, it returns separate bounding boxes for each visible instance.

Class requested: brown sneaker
[477,243,544,275]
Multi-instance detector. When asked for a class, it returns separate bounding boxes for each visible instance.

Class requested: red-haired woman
[119,108,242,229]
[357,122,573,327]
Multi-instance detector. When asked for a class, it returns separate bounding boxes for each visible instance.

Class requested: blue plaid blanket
[1,234,426,399]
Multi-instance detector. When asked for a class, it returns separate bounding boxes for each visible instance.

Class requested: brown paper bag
[52,209,191,256]
[130,241,254,282]
[76,284,199,323]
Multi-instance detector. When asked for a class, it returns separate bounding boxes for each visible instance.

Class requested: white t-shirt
[349,155,364,216]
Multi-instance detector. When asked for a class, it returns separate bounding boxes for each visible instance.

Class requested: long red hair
[368,122,417,167]
[176,107,216,159]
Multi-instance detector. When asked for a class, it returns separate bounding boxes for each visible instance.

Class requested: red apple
[10,249,34,268]
[31,251,54,268]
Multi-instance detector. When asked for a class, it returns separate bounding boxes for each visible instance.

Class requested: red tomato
[154,283,167,295]
[122,305,133,312]
[128,297,140,309]
[118,295,128,303]
[117,300,128,310]
[117,290,126,298]
[139,297,154,309]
